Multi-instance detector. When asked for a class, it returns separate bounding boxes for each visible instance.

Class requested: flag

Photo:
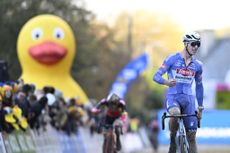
[109,53,149,99]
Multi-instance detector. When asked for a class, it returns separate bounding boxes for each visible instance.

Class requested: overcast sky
[83,0,230,31]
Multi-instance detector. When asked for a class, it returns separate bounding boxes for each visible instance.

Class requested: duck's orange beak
[29,41,67,65]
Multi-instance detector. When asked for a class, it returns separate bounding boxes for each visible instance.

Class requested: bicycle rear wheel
[179,135,188,153]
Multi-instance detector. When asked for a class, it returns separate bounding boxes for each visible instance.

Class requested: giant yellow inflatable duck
[17,14,88,103]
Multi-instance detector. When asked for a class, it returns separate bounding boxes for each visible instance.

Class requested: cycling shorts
[166,94,198,131]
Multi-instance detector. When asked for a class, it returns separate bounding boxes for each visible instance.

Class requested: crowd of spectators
[0,79,90,135]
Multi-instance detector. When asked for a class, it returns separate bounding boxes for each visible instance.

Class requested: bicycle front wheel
[179,135,188,153]
[103,133,116,153]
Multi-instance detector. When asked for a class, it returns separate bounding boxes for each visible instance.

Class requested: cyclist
[92,93,128,151]
[153,31,204,153]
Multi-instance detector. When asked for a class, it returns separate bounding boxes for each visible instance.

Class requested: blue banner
[157,109,230,144]
[109,53,149,98]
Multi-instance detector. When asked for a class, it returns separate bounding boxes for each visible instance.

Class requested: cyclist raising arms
[92,93,128,151]
[153,32,204,153]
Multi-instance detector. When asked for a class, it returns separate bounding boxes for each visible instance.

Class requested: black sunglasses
[190,41,201,47]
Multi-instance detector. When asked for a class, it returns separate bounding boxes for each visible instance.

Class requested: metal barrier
[0,124,151,153]
[0,124,87,153]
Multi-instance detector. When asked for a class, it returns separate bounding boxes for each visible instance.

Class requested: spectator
[14,91,30,118]
[128,116,140,133]
[28,96,48,129]
[148,115,159,153]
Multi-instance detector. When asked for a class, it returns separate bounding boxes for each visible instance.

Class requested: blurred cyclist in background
[153,32,204,153]
[92,93,128,151]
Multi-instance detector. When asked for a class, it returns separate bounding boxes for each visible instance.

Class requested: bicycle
[162,111,200,153]
[102,124,122,153]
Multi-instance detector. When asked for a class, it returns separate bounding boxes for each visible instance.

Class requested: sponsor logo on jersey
[176,68,195,77]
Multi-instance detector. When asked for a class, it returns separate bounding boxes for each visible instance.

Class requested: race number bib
[174,68,195,84]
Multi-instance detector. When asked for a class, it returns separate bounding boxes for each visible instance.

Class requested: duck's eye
[53,27,64,39]
[31,28,43,40]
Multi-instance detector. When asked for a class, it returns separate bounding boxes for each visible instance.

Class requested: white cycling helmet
[183,31,201,42]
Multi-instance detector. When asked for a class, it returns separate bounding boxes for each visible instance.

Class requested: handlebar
[103,124,122,129]
[162,111,200,130]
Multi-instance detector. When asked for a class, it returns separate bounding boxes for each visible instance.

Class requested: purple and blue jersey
[153,53,204,130]
[153,53,203,106]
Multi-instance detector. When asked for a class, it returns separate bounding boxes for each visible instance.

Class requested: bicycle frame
[162,111,200,153]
